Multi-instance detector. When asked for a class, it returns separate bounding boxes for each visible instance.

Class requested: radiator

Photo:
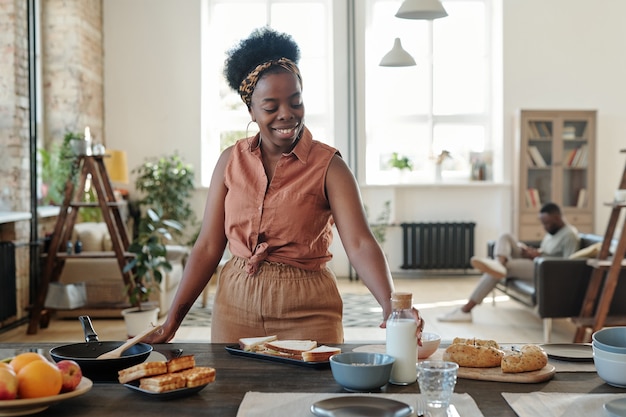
[400,222,475,270]
[0,241,17,321]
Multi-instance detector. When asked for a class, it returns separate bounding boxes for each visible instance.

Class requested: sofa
[55,222,189,319]
[488,233,626,343]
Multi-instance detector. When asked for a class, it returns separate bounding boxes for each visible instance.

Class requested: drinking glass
[417,360,459,415]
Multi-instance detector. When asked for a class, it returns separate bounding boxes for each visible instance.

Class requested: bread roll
[443,344,504,368]
[451,337,500,349]
[501,345,548,373]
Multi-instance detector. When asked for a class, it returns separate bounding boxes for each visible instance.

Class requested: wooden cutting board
[457,364,556,383]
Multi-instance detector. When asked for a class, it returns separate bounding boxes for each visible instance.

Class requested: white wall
[103,0,626,277]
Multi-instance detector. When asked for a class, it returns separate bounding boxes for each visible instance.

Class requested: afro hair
[224,26,301,91]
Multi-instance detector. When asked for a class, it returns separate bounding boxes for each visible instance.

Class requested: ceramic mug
[615,189,626,203]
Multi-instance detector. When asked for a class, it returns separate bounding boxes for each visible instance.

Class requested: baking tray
[225,345,330,369]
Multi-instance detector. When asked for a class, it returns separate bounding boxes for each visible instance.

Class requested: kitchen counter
[0,342,620,417]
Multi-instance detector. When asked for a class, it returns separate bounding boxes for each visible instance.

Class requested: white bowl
[592,327,626,354]
[593,344,626,362]
[593,353,626,388]
[418,332,442,359]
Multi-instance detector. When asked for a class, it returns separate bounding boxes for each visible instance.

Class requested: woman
[150,27,422,344]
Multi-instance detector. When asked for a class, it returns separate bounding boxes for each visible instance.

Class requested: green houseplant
[123,207,182,310]
[132,152,196,243]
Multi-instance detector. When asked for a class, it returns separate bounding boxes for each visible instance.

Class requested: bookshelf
[515,110,596,240]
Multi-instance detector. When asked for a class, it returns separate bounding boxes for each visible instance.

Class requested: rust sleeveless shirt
[223,127,339,272]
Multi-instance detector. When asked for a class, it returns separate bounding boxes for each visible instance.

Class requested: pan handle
[79,315,100,343]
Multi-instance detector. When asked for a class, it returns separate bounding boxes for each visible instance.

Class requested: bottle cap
[391,292,412,309]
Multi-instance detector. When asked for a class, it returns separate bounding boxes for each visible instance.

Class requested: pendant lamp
[395,0,448,20]
[379,38,416,67]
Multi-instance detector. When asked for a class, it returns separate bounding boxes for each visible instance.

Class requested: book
[528,146,547,167]
[577,188,587,208]
[566,148,578,167]
[529,122,541,138]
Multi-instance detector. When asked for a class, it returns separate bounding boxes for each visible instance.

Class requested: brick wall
[42,0,104,144]
[0,0,103,328]
[0,0,29,214]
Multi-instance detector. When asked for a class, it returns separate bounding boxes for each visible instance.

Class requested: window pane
[434,57,486,114]
[364,0,491,184]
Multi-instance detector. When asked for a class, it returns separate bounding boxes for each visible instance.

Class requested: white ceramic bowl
[592,343,626,362]
[593,353,626,388]
[329,352,395,392]
[418,332,442,359]
[592,327,626,354]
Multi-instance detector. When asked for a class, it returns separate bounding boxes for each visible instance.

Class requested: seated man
[437,202,580,322]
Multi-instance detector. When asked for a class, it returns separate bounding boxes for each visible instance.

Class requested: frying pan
[49,315,153,382]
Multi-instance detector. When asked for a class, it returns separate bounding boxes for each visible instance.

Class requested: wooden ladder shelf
[27,155,133,334]
[573,149,626,343]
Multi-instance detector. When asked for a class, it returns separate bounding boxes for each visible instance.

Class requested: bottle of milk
[386,292,417,385]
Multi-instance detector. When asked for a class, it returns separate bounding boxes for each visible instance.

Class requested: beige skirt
[211,256,344,344]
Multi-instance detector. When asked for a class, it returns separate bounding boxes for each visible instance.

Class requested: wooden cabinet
[515,110,596,240]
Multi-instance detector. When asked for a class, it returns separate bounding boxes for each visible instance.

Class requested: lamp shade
[395,0,448,19]
[104,150,129,185]
[379,38,416,67]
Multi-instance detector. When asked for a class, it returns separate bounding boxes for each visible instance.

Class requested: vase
[121,306,160,338]
[435,164,442,182]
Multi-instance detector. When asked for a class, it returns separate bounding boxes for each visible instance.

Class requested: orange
[9,352,46,374]
[17,359,62,399]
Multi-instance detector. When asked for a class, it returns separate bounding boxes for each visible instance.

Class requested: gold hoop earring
[246,120,258,138]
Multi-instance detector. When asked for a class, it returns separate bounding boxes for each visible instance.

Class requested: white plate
[0,377,92,416]
[538,343,593,362]
[311,396,413,417]
[604,397,626,417]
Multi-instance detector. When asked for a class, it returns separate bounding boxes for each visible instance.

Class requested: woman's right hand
[144,322,176,344]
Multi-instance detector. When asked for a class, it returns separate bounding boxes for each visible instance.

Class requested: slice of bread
[264,339,317,355]
[177,366,216,387]
[302,345,341,362]
[166,355,195,373]
[139,373,186,393]
[118,361,168,384]
[239,335,278,352]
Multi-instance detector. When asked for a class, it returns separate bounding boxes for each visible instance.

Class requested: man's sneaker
[470,256,506,279]
[437,308,472,322]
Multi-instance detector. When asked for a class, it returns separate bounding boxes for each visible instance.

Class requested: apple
[56,360,82,392]
[0,368,18,400]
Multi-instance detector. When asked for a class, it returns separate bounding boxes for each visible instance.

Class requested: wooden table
[0,343,621,416]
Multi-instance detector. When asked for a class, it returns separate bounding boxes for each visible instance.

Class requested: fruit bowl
[0,377,92,416]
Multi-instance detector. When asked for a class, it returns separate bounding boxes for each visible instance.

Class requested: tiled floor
[0,274,578,344]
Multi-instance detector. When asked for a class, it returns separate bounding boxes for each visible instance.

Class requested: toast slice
[264,339,317,356]
[166,354,195,373]
[301,345,341,362]
[239,335,278,352]
[139,373,186,393]
[177,366,216,387]
[118,361,167,384]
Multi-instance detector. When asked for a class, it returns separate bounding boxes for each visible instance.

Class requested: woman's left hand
[411,307,424,346]
[378,307,425,346]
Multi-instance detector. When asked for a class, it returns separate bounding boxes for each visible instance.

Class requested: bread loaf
[443,343,504,368]
[501,345,548,373]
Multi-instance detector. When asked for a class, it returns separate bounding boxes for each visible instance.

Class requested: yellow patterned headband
[238,57,302,107]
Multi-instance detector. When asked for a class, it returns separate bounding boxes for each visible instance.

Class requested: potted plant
[121,207,183,336]
[132,152,196,244]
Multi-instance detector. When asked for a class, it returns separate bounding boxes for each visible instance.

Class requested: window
[363,0,493,184]
[201,0,335,186]
[201,0,496,186]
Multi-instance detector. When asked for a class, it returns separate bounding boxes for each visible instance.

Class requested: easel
[27,155,133,334]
